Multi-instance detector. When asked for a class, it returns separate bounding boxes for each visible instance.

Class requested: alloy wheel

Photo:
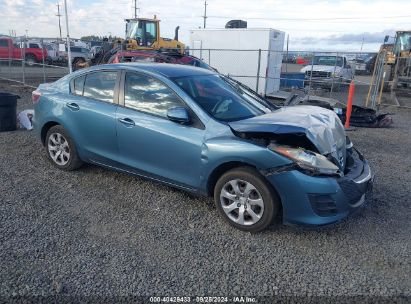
[48,132,70,166]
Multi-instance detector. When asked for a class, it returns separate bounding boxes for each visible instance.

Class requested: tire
[72,57,85,71]
[25,54,36,66]
[214,166,280,232]
[45,125,83,171]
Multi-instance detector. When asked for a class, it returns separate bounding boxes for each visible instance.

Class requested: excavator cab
[394,31,411,53]
[124,17,185,53]
[392,31,411,88]
[126,18,159,48]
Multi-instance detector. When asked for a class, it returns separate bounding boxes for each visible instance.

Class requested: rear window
[73,75,85,95]
[83,71,117,103]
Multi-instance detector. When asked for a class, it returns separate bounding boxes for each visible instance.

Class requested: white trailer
[189,28,285,96]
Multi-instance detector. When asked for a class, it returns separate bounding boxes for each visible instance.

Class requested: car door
[62,70,120,165]
[116,71,205,190]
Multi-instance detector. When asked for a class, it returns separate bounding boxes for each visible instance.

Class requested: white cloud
[0,0,410,51]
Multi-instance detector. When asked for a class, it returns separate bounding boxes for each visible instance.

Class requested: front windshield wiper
[222,75,278,111]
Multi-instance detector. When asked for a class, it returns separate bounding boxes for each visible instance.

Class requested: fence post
[285,34,289,73]
[41,39,46,84]
[307,52,314,95]
[330,52,338,96]
[256,49,261,93]
[21,39,25,85]
[208,49,211,65]
[8,41,12,79]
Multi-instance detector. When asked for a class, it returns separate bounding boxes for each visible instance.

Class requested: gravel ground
[0,80,410,301]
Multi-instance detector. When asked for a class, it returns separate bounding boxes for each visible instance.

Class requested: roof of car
[104,62,217,77]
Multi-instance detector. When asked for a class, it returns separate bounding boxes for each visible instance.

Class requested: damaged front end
[229,105,347,177]
[228,105,373,226]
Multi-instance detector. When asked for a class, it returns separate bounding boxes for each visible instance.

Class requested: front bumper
[304,77,341,88]
[266,148,373,226]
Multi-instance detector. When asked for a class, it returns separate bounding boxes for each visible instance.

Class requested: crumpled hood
[300,65,342,74]
[229,105,346,156]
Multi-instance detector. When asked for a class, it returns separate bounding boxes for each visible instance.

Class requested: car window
[173,75,264,122]
[83,71,117,103]
[73,75,85,95]
[124,72,185,118]
[0,40,9,47]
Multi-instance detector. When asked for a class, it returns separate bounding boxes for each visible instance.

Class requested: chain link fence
[2,41,408,108]
[0,37,69,88]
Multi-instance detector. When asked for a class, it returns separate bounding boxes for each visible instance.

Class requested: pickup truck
[300,55,354,90]
[0,37,48,65]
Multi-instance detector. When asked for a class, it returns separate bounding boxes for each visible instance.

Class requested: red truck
[0,37,48,65]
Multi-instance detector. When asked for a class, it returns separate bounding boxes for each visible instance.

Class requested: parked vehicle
[61,46,92,68]
[90,46,101,58]
[33,63,373,232]
[42,43,66,65]
[0,37,48,65]
[107,50,214,71]
[300,55,354,90]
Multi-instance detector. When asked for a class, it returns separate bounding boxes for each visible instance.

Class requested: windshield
[126,20,157,46]
[173,75,267,122]
[312,56,343,66]
[221,76,276,111]
[394,32,411,54]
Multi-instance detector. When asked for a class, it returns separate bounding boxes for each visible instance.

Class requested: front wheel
[214,167,280,232]
[45,125,83,171]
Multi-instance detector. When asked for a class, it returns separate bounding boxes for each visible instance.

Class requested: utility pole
[203,0,207,28]
[64,0,72,73]
[134,0,138,18]
[56,3,62,40]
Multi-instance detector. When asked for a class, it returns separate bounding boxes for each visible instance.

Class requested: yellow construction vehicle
[124,16,185,53]
[380,31,411,90]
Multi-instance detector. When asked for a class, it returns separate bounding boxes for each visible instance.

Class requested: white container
[189,28,285,96]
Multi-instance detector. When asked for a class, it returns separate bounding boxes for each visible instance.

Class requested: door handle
[66,102,80,111]
[118,117,135,126]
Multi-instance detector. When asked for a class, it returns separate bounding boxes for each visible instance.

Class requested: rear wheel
[214,166,280,232]
[45,125,83,171]
[25,54,36,66]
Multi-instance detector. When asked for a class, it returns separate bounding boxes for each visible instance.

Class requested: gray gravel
[0,80,410,300]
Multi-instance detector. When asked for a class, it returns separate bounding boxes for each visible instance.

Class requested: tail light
[32,90,41,104]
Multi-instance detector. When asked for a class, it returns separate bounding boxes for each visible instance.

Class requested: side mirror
[167,107,190,124]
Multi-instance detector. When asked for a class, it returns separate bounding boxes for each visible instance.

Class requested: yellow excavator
[380,30,411,91]
[124,16,185,53]
[366,31,410,106]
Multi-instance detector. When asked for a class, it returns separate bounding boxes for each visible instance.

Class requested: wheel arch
[40,121,60,145]
[206,160,283,209]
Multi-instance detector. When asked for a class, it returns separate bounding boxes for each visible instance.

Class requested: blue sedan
[33,63,373,232]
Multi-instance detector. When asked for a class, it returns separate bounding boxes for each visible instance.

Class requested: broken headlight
[269,145,341,176]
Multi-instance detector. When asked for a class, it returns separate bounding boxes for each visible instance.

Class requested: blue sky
[1,0,410,51]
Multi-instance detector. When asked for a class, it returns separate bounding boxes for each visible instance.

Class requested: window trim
[120,70,205,130]
[70,70,121,105]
